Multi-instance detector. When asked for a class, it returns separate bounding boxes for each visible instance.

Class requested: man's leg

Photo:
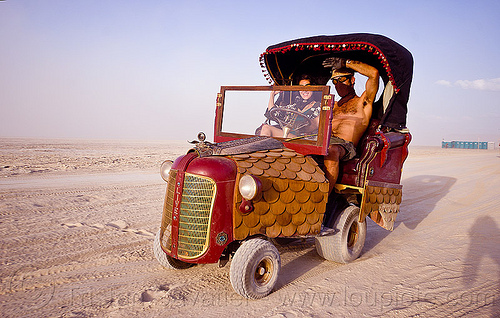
[324,145,346,194]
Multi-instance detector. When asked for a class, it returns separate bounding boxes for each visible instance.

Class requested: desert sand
[0,138,499,317]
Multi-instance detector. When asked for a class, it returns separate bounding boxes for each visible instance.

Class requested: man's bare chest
[332,99,364,117]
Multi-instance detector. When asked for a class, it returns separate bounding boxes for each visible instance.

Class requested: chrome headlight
[160,160,173,182]
[239,175,261,200]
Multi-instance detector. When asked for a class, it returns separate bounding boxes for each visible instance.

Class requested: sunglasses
[331,76,352,85]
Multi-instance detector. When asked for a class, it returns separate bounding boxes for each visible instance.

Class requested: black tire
[315,205,366,264]
[230,238,281,299]
[153,229,194,270]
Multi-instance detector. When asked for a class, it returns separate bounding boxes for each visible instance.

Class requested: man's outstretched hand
[322,57,346,69]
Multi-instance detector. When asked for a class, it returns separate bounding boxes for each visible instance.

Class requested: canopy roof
[260,33,413,129]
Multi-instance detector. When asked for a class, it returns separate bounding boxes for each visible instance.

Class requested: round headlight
[160,160,173,182]
[239,175,261,200]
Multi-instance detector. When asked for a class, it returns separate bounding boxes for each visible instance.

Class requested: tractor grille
[177,173,216,258]
[162,171,216,259]
[161,169,177,252]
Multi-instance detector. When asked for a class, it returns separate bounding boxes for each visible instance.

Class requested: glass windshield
[215,86,332,156]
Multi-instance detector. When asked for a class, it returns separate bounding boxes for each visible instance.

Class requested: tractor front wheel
[230,238,281,299]
[153,229,194,270]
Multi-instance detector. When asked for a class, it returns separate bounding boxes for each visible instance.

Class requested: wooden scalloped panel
[363,185,402,231]
[230,148,329,239]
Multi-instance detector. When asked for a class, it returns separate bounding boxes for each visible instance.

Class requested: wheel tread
[315,205,366,263]
[153,229,194,270]
[230,238,280,299]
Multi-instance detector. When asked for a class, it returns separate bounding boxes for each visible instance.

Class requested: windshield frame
[214,85,333,156]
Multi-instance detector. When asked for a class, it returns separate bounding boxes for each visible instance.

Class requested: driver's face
[299,79,312,100]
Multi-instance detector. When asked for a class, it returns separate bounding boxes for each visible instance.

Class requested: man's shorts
[330,136,356,161]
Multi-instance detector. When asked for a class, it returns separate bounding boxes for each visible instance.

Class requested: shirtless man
[323,59,379,193]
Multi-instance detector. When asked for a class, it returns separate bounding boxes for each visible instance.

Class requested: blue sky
[1,0,499,145]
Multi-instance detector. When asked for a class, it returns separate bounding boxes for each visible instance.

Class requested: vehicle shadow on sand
[363,175,457,253]
[462,215,500,316]
[272,175,458,290]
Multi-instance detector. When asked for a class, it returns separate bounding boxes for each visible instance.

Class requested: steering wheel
[267,107,312,138]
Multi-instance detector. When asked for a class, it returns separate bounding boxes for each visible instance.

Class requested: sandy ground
[0,138,499,318]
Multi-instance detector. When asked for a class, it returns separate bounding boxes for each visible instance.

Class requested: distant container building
[442,141,489,149]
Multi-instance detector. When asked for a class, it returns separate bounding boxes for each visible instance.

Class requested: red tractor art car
[153,33,413,299]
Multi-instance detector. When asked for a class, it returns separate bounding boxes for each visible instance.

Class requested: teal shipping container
[442,141,489,149]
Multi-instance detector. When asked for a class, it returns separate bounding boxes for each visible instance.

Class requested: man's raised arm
[346,60,379,106]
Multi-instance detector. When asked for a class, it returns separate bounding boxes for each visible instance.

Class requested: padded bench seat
[338,123,411,187]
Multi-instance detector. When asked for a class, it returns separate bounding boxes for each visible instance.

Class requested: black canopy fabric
[260,33,413,130]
